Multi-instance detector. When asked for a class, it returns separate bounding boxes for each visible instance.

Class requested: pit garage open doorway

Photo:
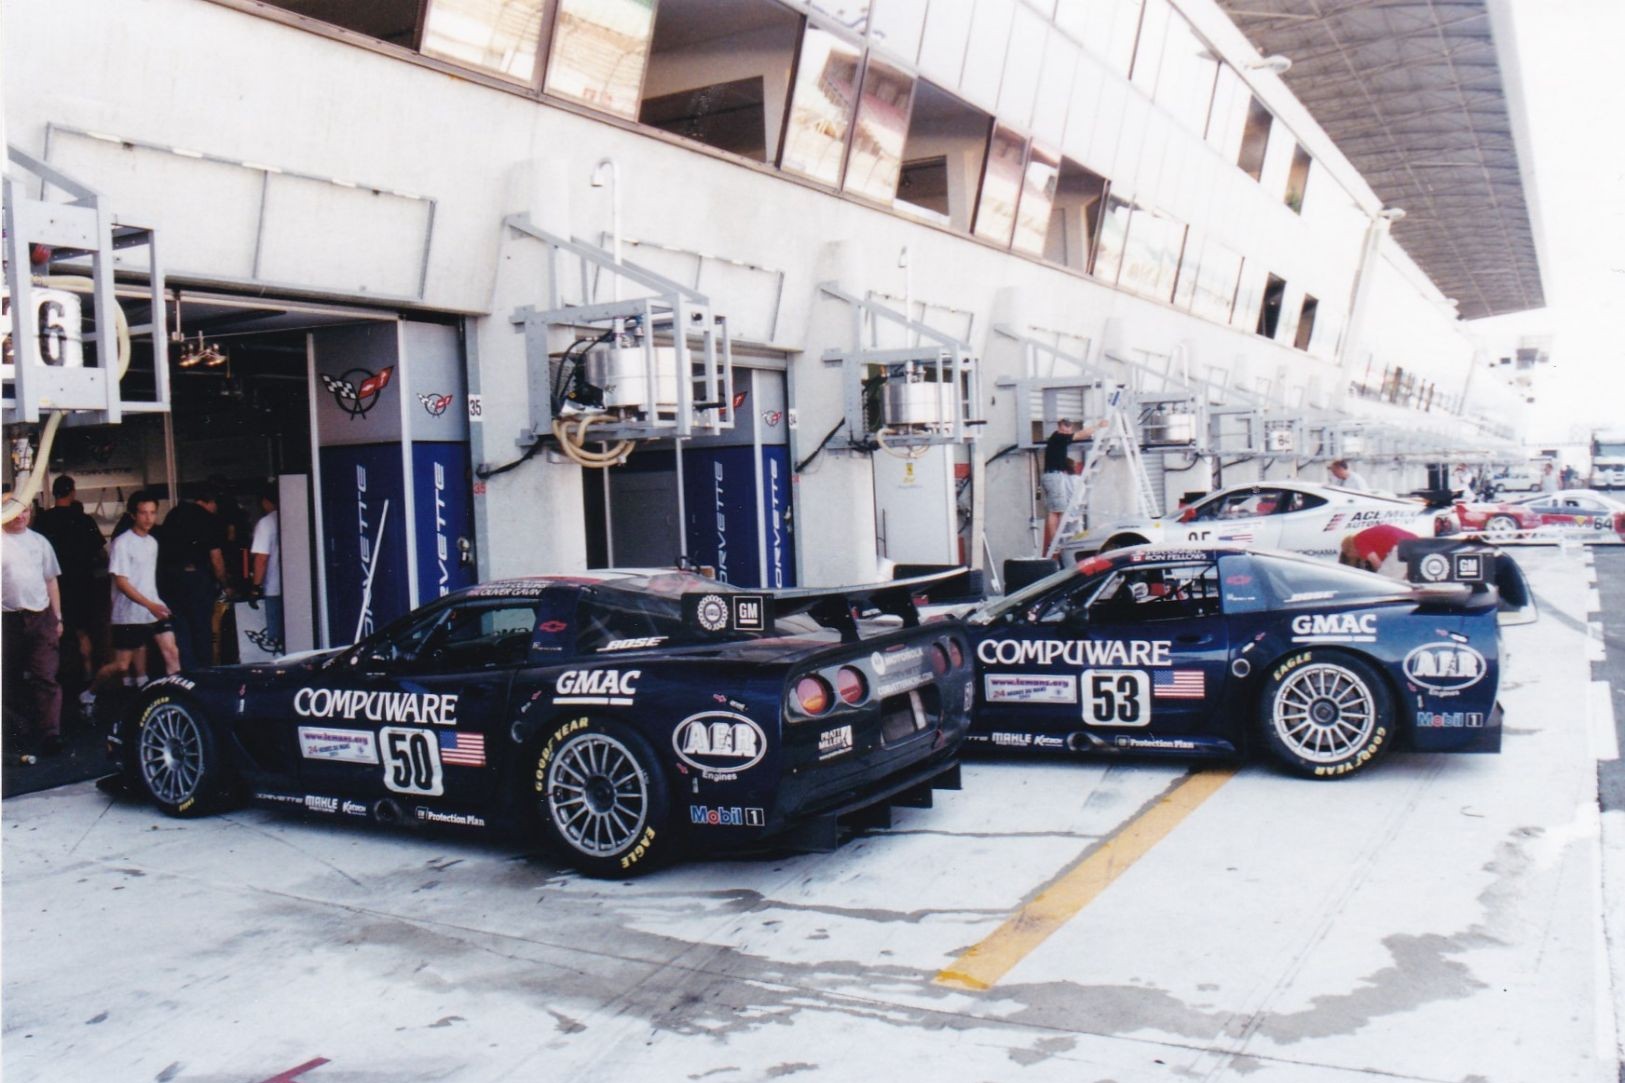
[38,291,472,665]
[584,364,794,587]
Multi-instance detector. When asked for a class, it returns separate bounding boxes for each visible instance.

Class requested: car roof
[1202,480,1421,506]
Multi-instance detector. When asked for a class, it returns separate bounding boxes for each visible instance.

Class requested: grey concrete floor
[3,546,1620,1083]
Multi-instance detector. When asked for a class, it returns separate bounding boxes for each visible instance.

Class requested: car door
[1272,489,1332,551]
[977,559,1229,739]
[295,596,539,817]
[1176,489,1285,549]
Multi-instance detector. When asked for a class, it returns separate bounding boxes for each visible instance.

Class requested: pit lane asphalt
[3,547,1621,1083]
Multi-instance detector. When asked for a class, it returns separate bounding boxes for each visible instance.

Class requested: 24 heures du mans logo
[321,367,394,419]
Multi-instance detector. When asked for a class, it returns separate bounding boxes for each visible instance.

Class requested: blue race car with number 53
[109,572,972,876]
[963,545,1502,777]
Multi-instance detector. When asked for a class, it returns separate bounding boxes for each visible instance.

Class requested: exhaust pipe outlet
[1066,732,1094,752]
[374,798,406,825]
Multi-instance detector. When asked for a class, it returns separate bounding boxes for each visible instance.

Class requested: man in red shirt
[1338,523,1416,575]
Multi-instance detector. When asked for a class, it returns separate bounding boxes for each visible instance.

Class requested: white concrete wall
[5,0,1486,584]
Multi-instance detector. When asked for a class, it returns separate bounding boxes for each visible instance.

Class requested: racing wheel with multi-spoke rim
[1484,514,1518,539]
[1258,650,1394,778]
[135,697,229,816]
[534,717,672,877]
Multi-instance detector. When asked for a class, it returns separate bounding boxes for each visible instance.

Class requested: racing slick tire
[531,716,675,878]
[131,694,235,817]
[1257,650,1395,779]
[1485,514,1518,539]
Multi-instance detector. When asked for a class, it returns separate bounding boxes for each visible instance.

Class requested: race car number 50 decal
[1081,669,1151,727]
[380,727,445,796]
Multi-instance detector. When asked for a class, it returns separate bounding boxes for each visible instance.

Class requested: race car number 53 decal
[380,727,445,796]
[1081,669,1151,727]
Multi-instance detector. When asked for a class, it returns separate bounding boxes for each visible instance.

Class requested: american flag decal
[1153,669,1205,699]
[438,731,486,767]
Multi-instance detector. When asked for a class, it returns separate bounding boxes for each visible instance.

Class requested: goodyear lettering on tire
[535,716,590,793]
[1312,725,1388,776]
[620,826,657,869]
[1272,653,1311,683]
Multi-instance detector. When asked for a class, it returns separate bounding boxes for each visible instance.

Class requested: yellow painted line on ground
[935,766,1238,991]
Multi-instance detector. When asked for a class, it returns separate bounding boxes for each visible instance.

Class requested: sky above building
[1475,0,1625,443]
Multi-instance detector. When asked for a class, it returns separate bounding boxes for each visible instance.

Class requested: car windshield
[968,564,1088,625]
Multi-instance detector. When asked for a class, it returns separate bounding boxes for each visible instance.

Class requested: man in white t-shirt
[250,485,283,650]
[100,491,180,686]
[2,491,65,756]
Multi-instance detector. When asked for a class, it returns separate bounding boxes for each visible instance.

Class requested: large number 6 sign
[1081,669,1150,727]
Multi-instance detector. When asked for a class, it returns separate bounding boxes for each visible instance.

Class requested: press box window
[1294,295,1318,350]
[638,0,801,162]
[1237,96,1272,181]
[421,0,547,83]
[544,0,658,119]
[895,81,992,231]
[249,0,422,46]
[1285,144,1312,213]
[779,24,863,187]
[1257,273,1286,339]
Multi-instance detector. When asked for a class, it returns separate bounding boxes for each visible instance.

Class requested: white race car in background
[1059,481,1453,561]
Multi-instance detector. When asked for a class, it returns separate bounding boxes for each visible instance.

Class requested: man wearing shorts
[100,492,180,690]
[1042,418,1106,552]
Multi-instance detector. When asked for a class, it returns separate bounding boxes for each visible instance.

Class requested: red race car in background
[1453,498,1543,538]
[1455,489,1625,541]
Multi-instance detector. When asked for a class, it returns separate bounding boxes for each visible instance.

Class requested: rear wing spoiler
[1397,538,1537,625]
[682,568,972,644]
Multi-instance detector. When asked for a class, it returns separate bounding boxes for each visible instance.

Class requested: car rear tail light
[835,666,867,705]
[794,676,832,715]
[929,643,950,676]
[946,639,964,668]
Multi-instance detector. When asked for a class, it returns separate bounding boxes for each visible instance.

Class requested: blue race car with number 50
[963,545,1502,777]
[108,572,972,876]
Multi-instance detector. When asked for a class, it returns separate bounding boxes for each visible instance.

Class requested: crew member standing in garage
[159,486,229,670]
[1328,459,1370,491]
[1337,523,1417,577]
[249,484,283,649]
[2,492,65,758]
[1042,418,1106,553]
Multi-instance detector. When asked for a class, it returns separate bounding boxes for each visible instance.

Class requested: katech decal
[294,688,459,726]
[297,726,381,764]
[689,804,767,827]
[1403,642,1487,695]
[1032,735,1066,749]
[977,639,1172,668]
[554,669,640,705]
[673,711,766,781]
[340,800,369,817]
[1290,613,1377,643]
[818,724,854,759]
[984,674,1078,704]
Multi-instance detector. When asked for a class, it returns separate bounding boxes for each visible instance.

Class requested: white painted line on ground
[1590,680,1619,762]
[1600,807,1625,1066]
[1589,621,1607,663]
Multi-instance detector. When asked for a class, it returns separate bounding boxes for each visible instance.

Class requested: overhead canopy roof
[1215,0,1544,318]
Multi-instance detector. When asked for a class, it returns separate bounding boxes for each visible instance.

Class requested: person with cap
[2,492,65,758]
[159,486,230,670]
[1042,417,1107,553]
[33,474,106,688]
[1328,459,1370,491]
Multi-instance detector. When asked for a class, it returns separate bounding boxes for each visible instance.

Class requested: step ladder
[1045,390,1160,558]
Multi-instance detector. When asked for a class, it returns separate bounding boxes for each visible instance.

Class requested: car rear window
[1251,553,1412,605]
